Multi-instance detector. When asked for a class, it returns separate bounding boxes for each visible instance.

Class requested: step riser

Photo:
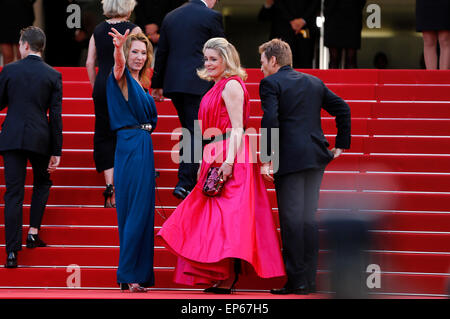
[4,153,450,173]
[0,227,448,253]
[2,208,450,233]
[4,115,449,136]
[54,67,450,85]
[55,100,450,118]
[62,82,450,101]
[2,169,450,193]
[44,133,450,155]
[0,249,448,274]
[9,153,450,175]
[2,189,450,212]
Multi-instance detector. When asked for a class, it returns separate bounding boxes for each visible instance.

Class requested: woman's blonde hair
[102,0,136,18]
[123,33,154,85]
[197,37,248,82]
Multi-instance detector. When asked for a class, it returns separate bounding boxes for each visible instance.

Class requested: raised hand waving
[108,27,130,48]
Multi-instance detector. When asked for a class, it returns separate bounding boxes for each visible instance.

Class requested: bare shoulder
[223,79,244,99]
[131,26,143,34]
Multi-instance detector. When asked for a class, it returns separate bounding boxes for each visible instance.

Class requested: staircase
[0,67,449,297]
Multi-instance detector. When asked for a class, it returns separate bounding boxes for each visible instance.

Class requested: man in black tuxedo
[0,26,62,268]
[258,0,321,68]
[258,39,351,294]
[151,0,224,199]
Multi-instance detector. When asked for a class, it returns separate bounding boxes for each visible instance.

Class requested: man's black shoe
[173,186,190,199]
[26,234,47,248]
[270,284,309,295]
[5,252,18,268]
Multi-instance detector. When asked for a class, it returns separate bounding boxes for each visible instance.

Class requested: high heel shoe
[204,276,238,294]
[120,283,148,293]
[103,184,116,208]
[204,260,240,294]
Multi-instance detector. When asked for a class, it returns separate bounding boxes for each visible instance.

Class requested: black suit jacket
[0,55,63,156]
[258,0,320,42]
[259,66,351,176]
[151,0,225,96]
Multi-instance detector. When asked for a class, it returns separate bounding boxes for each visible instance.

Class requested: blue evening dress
[106,67,158,287]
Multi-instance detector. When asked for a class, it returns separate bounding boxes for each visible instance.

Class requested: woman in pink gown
[157,37,285,293]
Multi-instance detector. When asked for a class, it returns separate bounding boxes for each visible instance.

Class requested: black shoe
[5,252,18,268]
[103,184,116,208]
[205,286,233,294]
[204,260,240,294]
[173,186,190,199]
[26,234,47,248]
[270,284,309,295]
[204,276,239,295]
[309,282,317,293]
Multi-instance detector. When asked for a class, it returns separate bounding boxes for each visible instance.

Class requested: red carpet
[0,68,449,298]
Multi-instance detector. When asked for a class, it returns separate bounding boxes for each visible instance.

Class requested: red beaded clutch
[202,167,225,197]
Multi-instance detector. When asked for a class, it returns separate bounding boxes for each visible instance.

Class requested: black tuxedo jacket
[151,0,225,96]
[0,55,63,156]
[260,66,351,176]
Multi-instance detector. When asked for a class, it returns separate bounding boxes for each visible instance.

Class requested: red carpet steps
[0,67,449,297]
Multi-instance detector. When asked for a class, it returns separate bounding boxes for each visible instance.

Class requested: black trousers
[2,150,52,253]
[274,168,325,288]
[169,93,202,191]
[286,32,317,69]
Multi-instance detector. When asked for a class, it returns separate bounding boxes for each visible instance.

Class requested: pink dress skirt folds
[157,76,285,286]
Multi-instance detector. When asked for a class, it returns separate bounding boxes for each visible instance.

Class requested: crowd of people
[0,0,447,294]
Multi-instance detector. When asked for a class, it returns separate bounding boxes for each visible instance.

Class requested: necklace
[106,19,129,25]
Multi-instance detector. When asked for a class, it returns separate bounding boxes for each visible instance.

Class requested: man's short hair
[20,26,46,53]
[259,39,293,67]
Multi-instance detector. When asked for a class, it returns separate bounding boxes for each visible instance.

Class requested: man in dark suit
[0,26,62,268]
[258,39,351,294]
[135,0,187,46]
[151,0,224,199]
[258,0,321,68]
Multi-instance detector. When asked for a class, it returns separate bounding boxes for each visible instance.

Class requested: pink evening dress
[157,75,285,286]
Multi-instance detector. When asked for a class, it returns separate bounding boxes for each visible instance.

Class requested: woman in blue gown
[106,28,157,292]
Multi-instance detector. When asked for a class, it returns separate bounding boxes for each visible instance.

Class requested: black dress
[0,0,35,44]
[92,20,137,172]
[416,0,450,32]
[324,0,366,49]
[257,0,321,69]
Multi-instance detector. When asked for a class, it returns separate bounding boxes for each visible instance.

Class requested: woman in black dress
[416,0,450,70]
[86,0,141,207]
[324,0,366,69]
[0,0,35,65]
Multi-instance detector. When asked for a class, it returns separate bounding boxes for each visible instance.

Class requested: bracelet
[224,161,234,167]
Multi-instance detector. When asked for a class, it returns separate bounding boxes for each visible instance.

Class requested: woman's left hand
[218,162,233,182]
